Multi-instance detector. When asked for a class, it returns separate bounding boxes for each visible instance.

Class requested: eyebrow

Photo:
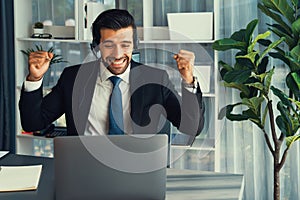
[102,40,132,44]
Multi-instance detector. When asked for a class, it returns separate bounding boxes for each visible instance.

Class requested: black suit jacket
[19,60,204,137]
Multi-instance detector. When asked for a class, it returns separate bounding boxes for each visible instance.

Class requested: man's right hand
[27,51,53,81]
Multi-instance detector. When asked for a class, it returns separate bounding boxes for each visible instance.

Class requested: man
[19,9,205,139]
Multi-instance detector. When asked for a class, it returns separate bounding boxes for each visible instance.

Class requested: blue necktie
[108,76,124,135]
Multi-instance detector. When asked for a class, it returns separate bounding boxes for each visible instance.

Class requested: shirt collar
[99,61,131,84]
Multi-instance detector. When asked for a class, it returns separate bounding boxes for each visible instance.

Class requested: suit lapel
[72,61,99,135]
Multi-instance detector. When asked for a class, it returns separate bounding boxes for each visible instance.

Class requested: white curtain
[218,0,300,199]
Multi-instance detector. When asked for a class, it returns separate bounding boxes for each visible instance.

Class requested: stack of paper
[0,165,42,192]
[0,151,9,158]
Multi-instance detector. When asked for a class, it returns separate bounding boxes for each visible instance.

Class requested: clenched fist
[173,49,195,84]
[27,51,53,82]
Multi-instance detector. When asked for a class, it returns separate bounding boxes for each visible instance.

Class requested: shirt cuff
[182,76,198,94]
[24,78,43,92]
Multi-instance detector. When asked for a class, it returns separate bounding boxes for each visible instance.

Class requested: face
[99,26,134,75]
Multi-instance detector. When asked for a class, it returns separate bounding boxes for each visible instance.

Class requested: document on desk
[0,165,42,192]
[0,151,9,159]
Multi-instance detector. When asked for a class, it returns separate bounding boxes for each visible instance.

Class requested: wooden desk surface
[0,154,244,200]
[166,169,244,200]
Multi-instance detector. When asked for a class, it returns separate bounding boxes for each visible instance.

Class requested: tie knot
[109,76,122,87]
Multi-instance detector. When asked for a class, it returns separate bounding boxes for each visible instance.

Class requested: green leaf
[219,61,234,72]
[242,109,263,128]
[286,71,300,99]
[277,102,293,136]
[290,46,300,65]
[20,50,30,56]
[245,19,259,45]
[257,38,272,47]
[258,3,292,35]
[20,45,67,66]
[285,54,300,71]
[261,0,295,23]
[267,23,292,36]
[235,55,255,70]
[269,52,290,66]
[219,103,249,121]
[242,96,264,114]
[231,29,246,42]
[291,0,298,7]
[236,52,259,64]
[286,135,300,148]
[277,102,300,136]
[292,18,300,33]
[257,37,285,66]
[48,47,54,53]
[276,116,289,136]
[257,56,269,74]
[227,113,250,121]
[248,31,271,53]
[223,82,250,96]
[264,67,275,94]
[268,27,294,47]
[271,86,293,107]
[213,38,246,51]
[246,82,265,92]
[218,106,227,120]
[289,98,300,109]
[262,104,269,126]
[223,69,252,84]
[251,72,266,82]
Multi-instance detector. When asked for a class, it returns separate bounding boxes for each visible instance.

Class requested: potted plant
[21,45,67,66]
[212,17,300,200]
[33,21,44,34]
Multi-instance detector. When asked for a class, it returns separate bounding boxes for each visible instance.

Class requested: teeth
[113,59,124,65]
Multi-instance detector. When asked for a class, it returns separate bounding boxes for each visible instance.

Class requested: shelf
[17,37,215,44]
[140,40,215,44]
[202,93,216,97]
[16,134,54,141]
[17,37,90,43]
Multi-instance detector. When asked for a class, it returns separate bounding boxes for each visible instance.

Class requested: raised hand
[27,51,53,81]
[173,49,195,84]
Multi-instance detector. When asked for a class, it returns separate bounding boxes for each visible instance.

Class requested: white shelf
[202,93,216,97]
[17,37,90,43]
[16,134,54,141]
[140,40,215,44]
[18,37,215,44]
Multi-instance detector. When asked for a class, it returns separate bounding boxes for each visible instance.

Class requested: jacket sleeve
[162,71,205,137]
[18,71,67,132]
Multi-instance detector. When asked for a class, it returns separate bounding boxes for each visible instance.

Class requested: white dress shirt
[85,62,132,135]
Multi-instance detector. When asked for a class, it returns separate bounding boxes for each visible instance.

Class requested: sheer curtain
[218,0,300,199]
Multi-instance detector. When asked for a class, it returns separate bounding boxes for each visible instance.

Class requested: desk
[166,169,244,200]
[0,154,244,200]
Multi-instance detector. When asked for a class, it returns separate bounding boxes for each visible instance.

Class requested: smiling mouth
[112,58,126,65]
[106,57,127,67]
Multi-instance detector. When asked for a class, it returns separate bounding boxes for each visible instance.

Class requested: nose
[112,45,123,58]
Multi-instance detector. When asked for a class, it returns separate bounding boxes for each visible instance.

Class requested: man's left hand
[174,49,195,84]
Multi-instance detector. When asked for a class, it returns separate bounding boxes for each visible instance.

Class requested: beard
[101,55,131,75]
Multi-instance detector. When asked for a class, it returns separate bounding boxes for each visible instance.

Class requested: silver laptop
[54,134,168,200]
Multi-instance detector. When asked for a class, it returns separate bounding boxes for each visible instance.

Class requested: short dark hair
[91,9,138,49]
